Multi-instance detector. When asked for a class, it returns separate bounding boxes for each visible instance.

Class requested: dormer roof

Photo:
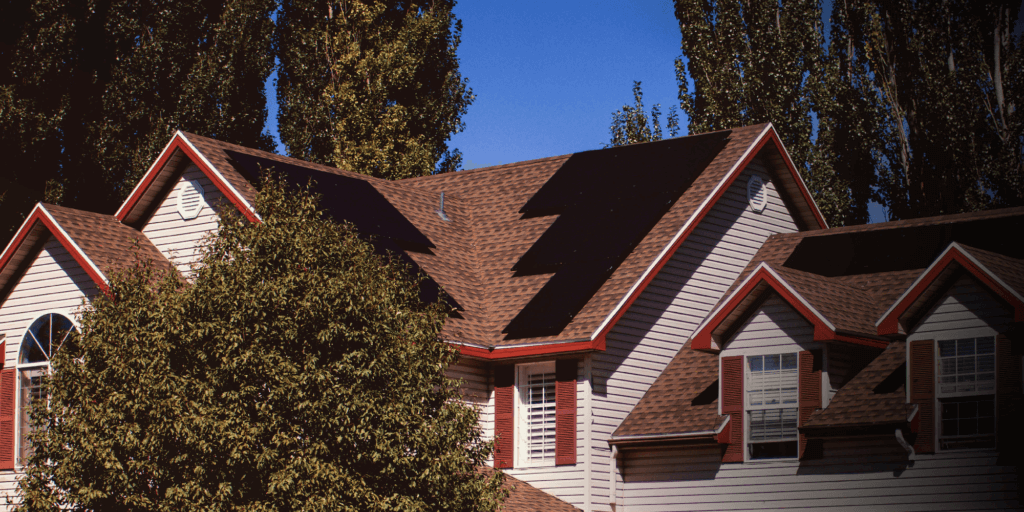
[0,203,172,303]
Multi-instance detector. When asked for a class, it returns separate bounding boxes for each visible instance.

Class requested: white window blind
[518,364,556,465]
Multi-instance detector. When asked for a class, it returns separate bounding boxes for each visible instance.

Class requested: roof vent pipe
[436,191,451,222]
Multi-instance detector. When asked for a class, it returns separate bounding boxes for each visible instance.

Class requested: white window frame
[514,361,557,468]
[745,352,799,461]
[16,310,78,466]
[935,335,997,451]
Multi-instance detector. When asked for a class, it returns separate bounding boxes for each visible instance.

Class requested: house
[610,207,1024,510]
[0,122,845,510]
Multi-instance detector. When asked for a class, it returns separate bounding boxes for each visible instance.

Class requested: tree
[851,0,1024,219]
[674,0,1024,224]
[276,0,473,180]
[606,81,680,147]
[673,0,855,226]
[17,178,504,511]
[0,0,276,246]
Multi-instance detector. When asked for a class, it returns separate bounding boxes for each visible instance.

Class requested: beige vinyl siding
[721,294,815,355]
[0,237,99,509]
[589,160,800,511]
[447,358,493,445]
[141,165,226,276]
[908,274,1013,342]
[621,440,1020,511]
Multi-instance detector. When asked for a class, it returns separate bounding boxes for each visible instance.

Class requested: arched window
[17,313,76,462]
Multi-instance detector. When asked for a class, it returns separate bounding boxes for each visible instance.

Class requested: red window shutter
[493,365,515,469]
[909,340,935,454]
[996,334,1021,454]
[798,350,821,459]
[720,356,744,463]
[0,368,15,470]
[555,359,577,466]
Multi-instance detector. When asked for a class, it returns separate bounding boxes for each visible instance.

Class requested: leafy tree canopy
[606,81,680,147]
[276,0,473,180]
[0,0,276,244]
[17,179,504,512]
[673,0,1024,224]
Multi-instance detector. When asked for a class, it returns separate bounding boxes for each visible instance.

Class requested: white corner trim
[39,205,109,287]
[766,124,829,230]
[178,133,261,222]
[589,124,774,341]
[115,131,182,219]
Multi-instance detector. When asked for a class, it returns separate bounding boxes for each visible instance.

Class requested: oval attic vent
[746,174,767,213]
[177,174,206,220]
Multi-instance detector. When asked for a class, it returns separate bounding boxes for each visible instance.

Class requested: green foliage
[674,0,1024,224]
[0,0,276,246]
[276,0,473,180]
[674,0,854,226]
[17,180,504,511]
[606,81,680,147]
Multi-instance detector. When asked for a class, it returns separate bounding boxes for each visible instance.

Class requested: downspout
[608,444,619,511]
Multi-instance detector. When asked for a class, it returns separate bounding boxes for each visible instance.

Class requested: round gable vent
[177,174,206,220]
[746,174,767,213]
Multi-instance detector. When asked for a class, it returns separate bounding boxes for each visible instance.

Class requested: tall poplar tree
[0,0,276,244]
[673,0,854,226]
[606,81,680,147]
[674,0,1024,223]
[275,0,473,180]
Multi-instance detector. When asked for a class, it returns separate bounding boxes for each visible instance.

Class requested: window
[516,362,556,467]
[747,353,799,459]
[937,336,995,450]
[17,313,76,463]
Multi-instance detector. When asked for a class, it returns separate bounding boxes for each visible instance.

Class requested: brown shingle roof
[43,204,174,275]
[611,340,725,439]
[803,341,912,429]
[177,125,800,349]
[959,244,1024,298]
[499,472,582,512]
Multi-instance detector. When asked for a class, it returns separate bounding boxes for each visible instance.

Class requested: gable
[721,293,815,354]
[909,273,1014,340]
[0,237,97,367]
[141,165,229,275]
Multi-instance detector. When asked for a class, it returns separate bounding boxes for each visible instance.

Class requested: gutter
[608,416,730,447]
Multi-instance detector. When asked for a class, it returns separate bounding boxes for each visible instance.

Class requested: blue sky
[265,0,888,223]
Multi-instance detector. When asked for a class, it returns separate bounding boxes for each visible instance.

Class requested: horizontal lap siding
[723,294,814,354]
[141,166,225,276]
[447,358,493,445]
[622,439,1021,511]
[909,274,1012,341]
[0,238,98,509]
[591,162,799,511]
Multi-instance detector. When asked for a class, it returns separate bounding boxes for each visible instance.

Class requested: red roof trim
[0,206,109,296]
[877,245,1024,335]
[593,127,827,348]
[115,134,259,224]
[691,265,836,350]
[455,336,603,361]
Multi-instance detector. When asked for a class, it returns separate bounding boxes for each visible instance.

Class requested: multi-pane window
[747,353,799,459]
[937,336,996,450]
[517,363,556,466]
[18,313,76,463]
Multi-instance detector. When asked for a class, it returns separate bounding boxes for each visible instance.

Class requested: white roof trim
[450,337,593,352]
[0,203,45,265]
[115,132,182,219]
[689,262,836,346]
[39,205,109,287]
[876,241,1024,327]
[589,124,774,341]
[766,125,829,230]
[178,133,261,222]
